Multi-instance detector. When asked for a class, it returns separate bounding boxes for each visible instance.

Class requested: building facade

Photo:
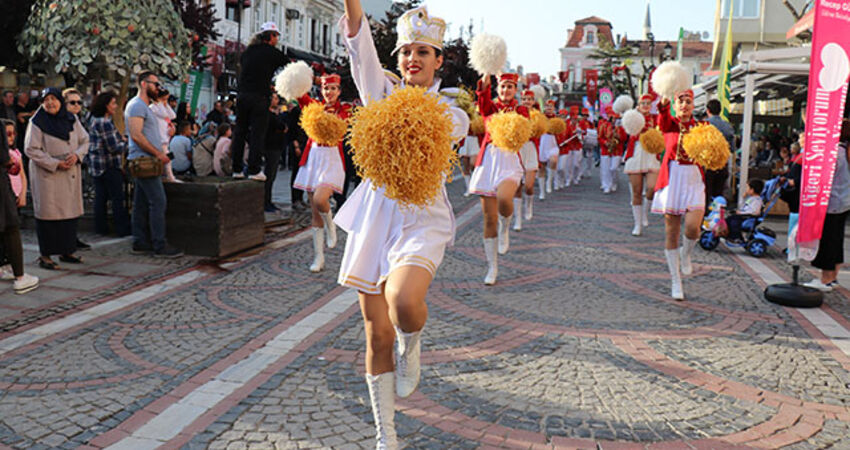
[558,16,615,93]
[710,0,808,67]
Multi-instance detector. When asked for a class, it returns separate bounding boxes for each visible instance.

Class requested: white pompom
[612,95,634,114]
[470,33,508,76]
[622,109,646,137]
[530,85,547,101]
[274,61,314,101]
[651,61,692,100]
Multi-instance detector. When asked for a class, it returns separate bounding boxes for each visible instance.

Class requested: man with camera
[124,71,183,258]
[229,22,288,181]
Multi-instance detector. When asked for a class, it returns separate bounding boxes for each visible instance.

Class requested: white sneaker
[232,171,246,179]
[803,279,835,292]
[394,325,422,398]
[248,172,267,182]
[0,265,14,281]
[13,274,39,294]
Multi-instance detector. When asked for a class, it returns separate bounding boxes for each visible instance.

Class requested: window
[225,4,240,21]
[722,0,760,18]
[586,31,594,45]
[270,1,278,24]
[323,24,329,55]
[311,18,318,52]
[253,0,263,31]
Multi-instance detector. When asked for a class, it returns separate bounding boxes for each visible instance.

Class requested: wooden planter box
[164,178,264,257]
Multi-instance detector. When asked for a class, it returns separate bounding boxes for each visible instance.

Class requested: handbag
[127,156,163,178]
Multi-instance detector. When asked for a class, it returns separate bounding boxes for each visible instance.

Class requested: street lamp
[663,42,673,61]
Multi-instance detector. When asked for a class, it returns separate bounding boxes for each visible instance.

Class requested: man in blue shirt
[169,121,193,174]
[125,71,183,258]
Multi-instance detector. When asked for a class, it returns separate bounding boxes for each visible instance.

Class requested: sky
[410,0,719,77]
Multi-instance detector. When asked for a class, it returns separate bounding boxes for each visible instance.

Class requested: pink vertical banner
[798,0,850,259]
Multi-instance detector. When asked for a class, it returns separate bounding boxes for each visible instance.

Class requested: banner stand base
[764,265,823,308]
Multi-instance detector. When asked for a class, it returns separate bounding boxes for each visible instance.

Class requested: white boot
[631,205,642,236]
[665,249,684,300]
[394,325,421,398]
[642,201,651,227]
[524,192,533,220]
[365,373,398,450]
[463,174,471,197]
[512,198,523,231]
[545,168,554,193]
[498,215,511,254]
[320,210,337,249]
[680,237,697,276]
[537,177,546,200]
[309,228,325,272]
[483,237,498,285]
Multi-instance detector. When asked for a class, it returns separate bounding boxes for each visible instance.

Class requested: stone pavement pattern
[0,170,849,449]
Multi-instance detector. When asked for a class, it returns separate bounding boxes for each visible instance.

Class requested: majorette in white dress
[335,15,469,295]
[623,109,661,175]
[292,80,351,194]
[651,99,705,215]
[468,73,527,197]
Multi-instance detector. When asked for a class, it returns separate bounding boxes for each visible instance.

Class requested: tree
[440,37,478,89]
[171,0,220,69]
[18,0,191,130]
[588,35,634,97]
[371,0,422,74]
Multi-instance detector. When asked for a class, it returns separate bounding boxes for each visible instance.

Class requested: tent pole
[739,72,755,207]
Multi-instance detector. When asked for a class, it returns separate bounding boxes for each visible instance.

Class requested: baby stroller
[699,177,781,257]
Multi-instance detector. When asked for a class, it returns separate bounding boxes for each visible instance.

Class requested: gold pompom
[300,102,348,146]
[469,114,485,136]
[639,128,665,155]
[529,109,548,140]
[349,86,456,208]
[455,87,477,117]
[487,112,533,152]
[548,117,566,136]
[682,124,731,170]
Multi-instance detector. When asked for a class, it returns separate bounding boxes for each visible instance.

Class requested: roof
[566,17,615,48]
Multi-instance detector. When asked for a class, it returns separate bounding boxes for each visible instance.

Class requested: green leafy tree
[171,0,220,68]
[588,35,634,97]
[19,0,191,130]
[0,0,37,69]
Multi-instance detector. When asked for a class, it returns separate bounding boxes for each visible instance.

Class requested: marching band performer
[469,72,528,284]
[339,2,469,447]
[293,74,351,272]
[652,89,703,300]
[513,89,540,230]
[623,93,660,236]
[578,108,595,180]
[600,106,626,194]
[543,100,560,194]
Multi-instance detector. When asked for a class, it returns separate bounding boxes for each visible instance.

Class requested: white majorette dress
[651,100,705,215]
[538,132,557,163]
[624,109,661,175]
[292,79,351,194]
[335,15,469,295]
[461,134,480,158]
[518,140,538,172]
[468,74,527,196]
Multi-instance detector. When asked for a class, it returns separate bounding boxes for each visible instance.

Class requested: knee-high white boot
[512,198,523,231]
[680,237,697,276]
[642,201,651,227]
[537,177,546,200]
[309,228,325,273]
[320,210,337,249]
[483,237,498,285]
[631,205,642,236]
[365,373,398,450]
[463,174,471,197]
[394,325,421,398]
[545,168,554,193]
[524,192,533,220]
[498,215,511,254]
[665,249,684,300]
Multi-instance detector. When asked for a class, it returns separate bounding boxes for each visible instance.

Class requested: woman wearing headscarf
[24,87,89,270]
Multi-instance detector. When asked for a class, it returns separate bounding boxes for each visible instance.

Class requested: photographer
[229,22,287,181]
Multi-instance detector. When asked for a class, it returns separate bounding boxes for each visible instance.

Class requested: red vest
[474,80,529,167]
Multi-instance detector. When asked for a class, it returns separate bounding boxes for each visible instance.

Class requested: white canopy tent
[695,46,810,206]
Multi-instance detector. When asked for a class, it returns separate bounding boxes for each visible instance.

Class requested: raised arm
[657,99,677,133]
[338,6,390,105]
[476,77,498,118]
[343,0,363,37]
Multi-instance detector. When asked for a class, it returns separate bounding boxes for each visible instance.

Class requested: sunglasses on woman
[67,100,83,106]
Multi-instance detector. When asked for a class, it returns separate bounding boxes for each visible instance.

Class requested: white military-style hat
[393,7,446,54]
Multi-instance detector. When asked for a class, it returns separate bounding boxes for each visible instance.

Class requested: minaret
[643,0,652,40]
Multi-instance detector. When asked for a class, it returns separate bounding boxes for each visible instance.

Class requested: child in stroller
[700,177,780,257]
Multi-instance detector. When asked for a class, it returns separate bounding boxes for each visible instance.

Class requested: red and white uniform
[292,86,351,194]
[599,110,627,192]
[469,75,529,196]
[623,111,661,174]
[651,98,705,215]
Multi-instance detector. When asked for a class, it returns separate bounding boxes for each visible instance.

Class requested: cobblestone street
[1,171,850,450]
